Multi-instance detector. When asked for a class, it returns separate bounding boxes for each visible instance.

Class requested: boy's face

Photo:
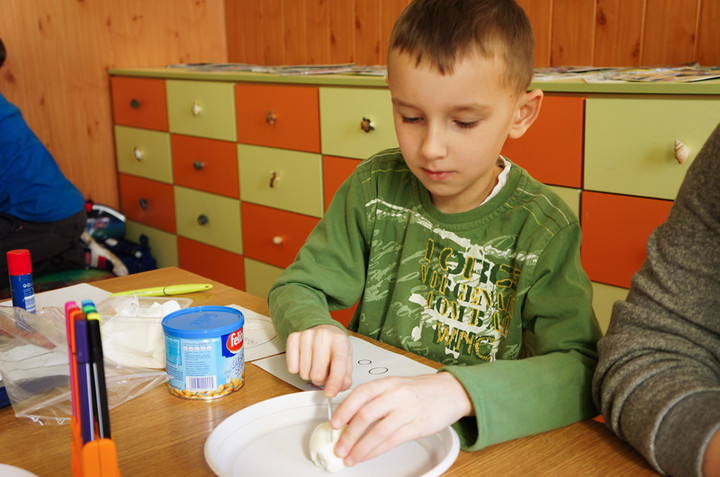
[387,49,540,213]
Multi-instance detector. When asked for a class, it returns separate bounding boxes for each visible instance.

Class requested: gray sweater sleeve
[593,122,720,477]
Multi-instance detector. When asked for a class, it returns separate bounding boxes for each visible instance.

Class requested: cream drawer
[585,97,720,199]
[244,258,283,299]
[237,144,324,218]
[114,126,172,183]
[319,87,397,159]
[166,80,237,141]
[174,186,243,254]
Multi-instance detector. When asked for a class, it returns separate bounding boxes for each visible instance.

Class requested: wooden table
[0,267,658,476]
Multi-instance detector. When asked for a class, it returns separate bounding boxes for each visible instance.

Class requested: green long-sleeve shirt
[269,148,601,450]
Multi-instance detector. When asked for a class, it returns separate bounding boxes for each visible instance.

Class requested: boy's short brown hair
[389,0,535,94]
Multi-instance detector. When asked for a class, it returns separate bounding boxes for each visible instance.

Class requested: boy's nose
[421,125,447,161]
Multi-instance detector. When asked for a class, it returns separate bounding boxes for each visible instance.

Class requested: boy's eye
[456,120,478,129]
[401,116,421,124]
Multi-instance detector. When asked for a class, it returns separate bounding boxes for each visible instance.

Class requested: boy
[269,0,601,467]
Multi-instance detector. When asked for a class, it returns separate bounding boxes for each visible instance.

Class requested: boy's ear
[508,89,543,139]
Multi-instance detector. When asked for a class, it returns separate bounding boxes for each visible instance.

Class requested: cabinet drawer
[171,134,239,198]
[119,174,176,233]
[241,203,320,268]
[110,77,168,131]
[501,95,584,188]
[323,155,362,210]
[235,84,320,153]
[320,87,397,159]
[174,186,243,254]
[238,144,324,218]
[244,258,283,299]
[585,98,720,199]
[166,80,237,141]
[125,220,179,269]
[114,126,173,183]
[581,191,672,288]
[178,237,245,291]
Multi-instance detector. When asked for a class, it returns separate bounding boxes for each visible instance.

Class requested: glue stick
[7,249,36,313]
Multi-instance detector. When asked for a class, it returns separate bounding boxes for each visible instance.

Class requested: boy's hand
[285,324,353,397]
[330,372,473,467]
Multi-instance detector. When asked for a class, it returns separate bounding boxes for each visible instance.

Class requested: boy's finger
[285,333,300,374]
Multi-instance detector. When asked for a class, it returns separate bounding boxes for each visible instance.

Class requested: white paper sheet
[0,283,111,311]
[227,305,284,362]
[252,336,434,393]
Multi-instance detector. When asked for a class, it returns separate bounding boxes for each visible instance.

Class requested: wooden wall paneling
[380,0,411,64]
[516,0,554,68]
[354,0,381,65]
[306,0,331,64]
[262,0,284,64]
[224,0,247,63]
[696,0,720,65]
[109,1,227,67]
[594,0,645,66]
[328,0,354,63]
[550,0,596,66]
[283,0,308,65]
[641,0,699,65]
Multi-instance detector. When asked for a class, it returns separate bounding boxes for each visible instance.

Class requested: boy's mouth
[422,168,454,181]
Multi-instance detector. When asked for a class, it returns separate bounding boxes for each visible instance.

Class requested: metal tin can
[161,306,245,399]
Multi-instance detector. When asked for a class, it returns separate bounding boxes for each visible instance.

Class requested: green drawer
[591,281,629,334]
[174,186,243,254]
[114,126,172,183]
[585,98,720,199]
[125,220,178,268]
[238,144,324,218]
[244,258,284,299]
[320,87,397,159]
[166,80,237,141]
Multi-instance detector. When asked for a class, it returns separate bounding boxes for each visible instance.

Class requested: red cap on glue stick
[7,249,32,276]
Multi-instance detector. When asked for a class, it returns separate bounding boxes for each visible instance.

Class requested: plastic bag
[0,304,168,425]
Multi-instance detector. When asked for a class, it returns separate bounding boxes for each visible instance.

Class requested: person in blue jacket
[0,37,87,288]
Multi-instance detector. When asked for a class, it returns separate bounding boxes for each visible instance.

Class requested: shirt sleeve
[268,171,371,343]
[592,123,720,477]
[443,222,601,450]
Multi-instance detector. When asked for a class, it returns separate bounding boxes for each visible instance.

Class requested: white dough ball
[309,421,346,472]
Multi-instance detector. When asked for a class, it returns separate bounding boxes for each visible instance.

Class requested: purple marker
[74,319,95,443]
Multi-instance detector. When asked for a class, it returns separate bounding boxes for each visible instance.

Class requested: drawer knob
[138,197,148,210]
[193,160,205,170]
[272,236,283,245]
[133,147,143,161]
[269,170,279,188]
[197,214,209,226]
[191,101,202,116]
[360,117,375,133]
[130,98,140,109]
[266,110,277,126]
[674,139,690,164]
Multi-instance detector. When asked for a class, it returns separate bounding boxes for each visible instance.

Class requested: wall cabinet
[109,68,720,331]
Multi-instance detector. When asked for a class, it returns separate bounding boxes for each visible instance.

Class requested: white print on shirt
[368,198,541,362]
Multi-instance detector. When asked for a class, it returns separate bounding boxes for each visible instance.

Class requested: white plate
[0,464,38,477]
[204,391,460,477]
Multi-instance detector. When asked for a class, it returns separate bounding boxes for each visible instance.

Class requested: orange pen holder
[71,418,121,477]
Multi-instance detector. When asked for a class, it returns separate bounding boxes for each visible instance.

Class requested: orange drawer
[323,155,362,210]
[235,83,320,153]
[501,95,584,188]
[241,203,320,269]
[581,191,672,288]
[171,134,239,198]
[118,173,176,233]
[111,77,168,131]
[178,237,245,291]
